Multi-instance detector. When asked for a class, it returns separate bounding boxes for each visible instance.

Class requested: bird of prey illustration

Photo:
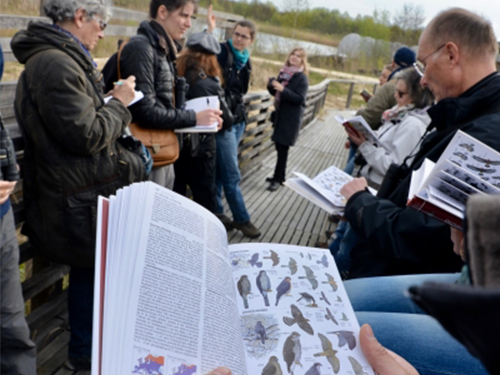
[340,312,349,322]
[472,155,500,168]
[283,332,302,375]
[327,331,356,350]
[299,266,318,289]
[348,356,368,375]
[255,321,268,344]
[237,275,251,309]
[317,291,330,306]
[249,253,263,268]
[336,296,342,303]
[281,257,298,275]
[283,304,314,335]
[275,277,292,306]
[459,143,474,152]
[314,333,340,374]
[300,252,304,258]
[297,292,317,307]
[316,254,329,268]
[304,362,322,375]
[256,270,272,307]
[307,253,312,260]
[322,273,338,292]
[453,152,468,161]
[466,164,496,176]
[264,250,280,266]
[262,356,283,375]
[325,308,338,325]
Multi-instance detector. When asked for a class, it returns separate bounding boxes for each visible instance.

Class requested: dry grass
[0,0,39,16]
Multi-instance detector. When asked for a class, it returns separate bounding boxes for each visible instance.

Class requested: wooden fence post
[346,82,355,109]
[39,0,45,16]
[373,83,378,95]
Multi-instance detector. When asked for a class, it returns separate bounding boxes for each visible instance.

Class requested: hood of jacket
[11,22,95,74]
[407,107,432,126]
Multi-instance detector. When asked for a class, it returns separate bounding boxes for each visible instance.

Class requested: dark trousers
[272,142,290,183]
[68,267,94,361]
[1,208,36,375]
[174,134,217,213]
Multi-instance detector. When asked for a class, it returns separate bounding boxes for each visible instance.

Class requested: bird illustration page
[408,131,500,230]
[229,243,375,375]
[334,115,389,151]
[92,182,374,375]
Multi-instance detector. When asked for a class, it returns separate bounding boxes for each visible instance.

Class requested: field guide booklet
[92,181,375,375]
[334,115,389,151]
[408,130,500,230]
[285,166,377,215]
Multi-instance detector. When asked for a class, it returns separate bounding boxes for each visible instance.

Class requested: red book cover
[408,196,463,231]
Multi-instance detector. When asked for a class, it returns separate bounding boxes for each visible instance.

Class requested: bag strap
[116,39,128,81]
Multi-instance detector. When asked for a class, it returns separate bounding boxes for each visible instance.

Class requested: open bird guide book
[408,130,500,231]
[92,181,375,375]
[285,166,377,216]
[334,115,389,151]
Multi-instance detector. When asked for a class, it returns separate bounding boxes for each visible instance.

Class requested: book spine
[408,197,463,231]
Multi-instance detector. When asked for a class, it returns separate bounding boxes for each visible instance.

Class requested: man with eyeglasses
[337,7,500,282]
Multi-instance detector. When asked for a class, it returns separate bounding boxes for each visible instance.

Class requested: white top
[358,107,431,186]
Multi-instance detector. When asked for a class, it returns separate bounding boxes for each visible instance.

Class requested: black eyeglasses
[95,18,107,31]
[414,44,446,76]
[233,31,250,40]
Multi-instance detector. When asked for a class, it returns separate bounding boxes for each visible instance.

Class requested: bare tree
[393,3,425,31]
[283,0,309,38]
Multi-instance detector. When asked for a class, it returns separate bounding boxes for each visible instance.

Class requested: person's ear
[445,42,460,68]
[157,4,169,20]
[74,8,86,28]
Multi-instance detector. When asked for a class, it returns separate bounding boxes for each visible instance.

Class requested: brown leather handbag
[117,40,179,167]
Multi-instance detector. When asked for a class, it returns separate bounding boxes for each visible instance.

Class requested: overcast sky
[305,0,500,38]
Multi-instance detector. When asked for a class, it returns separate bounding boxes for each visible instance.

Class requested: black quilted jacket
[119,21,196,130]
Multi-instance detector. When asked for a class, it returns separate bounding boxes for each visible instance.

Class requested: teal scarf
[228,39,250,70]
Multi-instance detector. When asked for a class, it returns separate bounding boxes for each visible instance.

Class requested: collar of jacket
[427,72,500,132]
[11,22,96,76]
[138,20,181,62]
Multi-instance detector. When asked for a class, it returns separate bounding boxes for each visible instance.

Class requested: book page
[96,182,248,375]
[228,243,375,375]
[103,90,144,106]
[335,115,389,151]
[284,178,342,215]
[294,166,352,207]
[175,96,219,133]
[436,130,500,183]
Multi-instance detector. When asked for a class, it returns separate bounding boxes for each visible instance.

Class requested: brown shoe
[216,214,234,231]
[233,221,261,238]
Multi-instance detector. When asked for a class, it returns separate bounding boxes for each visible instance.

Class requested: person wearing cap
[356,47,417,131]
[174,31,233,212]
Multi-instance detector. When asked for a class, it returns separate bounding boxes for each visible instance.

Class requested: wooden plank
[37,331,71,375]
[22,263,70,301]
[110,6,147,22]
[0,14,50,29]
[26,290,68,331]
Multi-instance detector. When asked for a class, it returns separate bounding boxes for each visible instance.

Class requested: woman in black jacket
[266,48,309,191]
[118,0,222,190]
[174,31,233,213]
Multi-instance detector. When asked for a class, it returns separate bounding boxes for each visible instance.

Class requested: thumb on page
[360,324,419,375]
[206,367,231,375]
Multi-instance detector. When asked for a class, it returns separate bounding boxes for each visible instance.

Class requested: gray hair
[395,67,434,109]
[44,0,112,23]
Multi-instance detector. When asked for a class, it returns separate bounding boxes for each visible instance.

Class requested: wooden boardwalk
[227,109,355,246]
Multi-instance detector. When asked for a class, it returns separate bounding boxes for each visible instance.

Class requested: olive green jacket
[356,80,397,130]
[12,22,145,267]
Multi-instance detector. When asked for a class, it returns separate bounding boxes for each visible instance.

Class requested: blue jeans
[329,221,358,275]
[68,267,95,360]
[344,144,358,175]
[346,274,488,375]
[215,122,250,224]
